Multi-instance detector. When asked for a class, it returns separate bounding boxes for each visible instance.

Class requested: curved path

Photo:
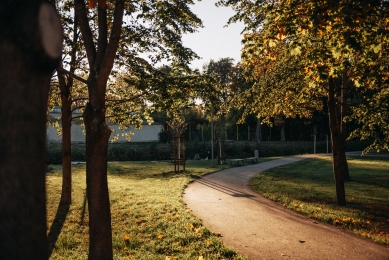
[183,154,389,260]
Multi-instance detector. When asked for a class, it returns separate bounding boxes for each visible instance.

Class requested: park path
[183,154,389,260]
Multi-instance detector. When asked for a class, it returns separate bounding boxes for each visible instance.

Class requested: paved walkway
[183,154,389,260]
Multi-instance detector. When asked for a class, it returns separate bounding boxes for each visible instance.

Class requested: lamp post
[211,106,214,167]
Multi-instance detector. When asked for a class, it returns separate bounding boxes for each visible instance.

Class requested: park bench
[230,159,245,166]
[245,157,258,164]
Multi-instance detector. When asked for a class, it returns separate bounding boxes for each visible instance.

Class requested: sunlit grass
[47,160,248,259]
[250,156,389,245]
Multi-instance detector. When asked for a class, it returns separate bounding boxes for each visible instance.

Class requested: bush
[46,142,86,165]
[46,139,370,164]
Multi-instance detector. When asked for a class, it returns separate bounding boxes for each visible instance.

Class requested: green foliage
[348,87,389,154]
[51,0,217,140]
[218,0,389,152]
[250,156,389,245]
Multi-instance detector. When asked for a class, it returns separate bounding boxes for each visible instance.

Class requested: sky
[181,0,245,71]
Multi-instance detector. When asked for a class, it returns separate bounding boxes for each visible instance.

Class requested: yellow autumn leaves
[165,256,204,260]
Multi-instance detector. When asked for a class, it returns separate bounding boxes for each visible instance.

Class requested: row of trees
[1,0,217,258]
[217,0,389,206]
[2,0,389,258]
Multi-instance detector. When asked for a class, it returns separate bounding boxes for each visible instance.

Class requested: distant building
[47,107,163,143]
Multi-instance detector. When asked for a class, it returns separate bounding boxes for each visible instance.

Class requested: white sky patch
[182,0,245,71]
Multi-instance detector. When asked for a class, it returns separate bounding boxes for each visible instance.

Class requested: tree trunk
[74,1,124,258]
[280,122,285,141]
[58,9,78,206]
[328,77,347,206]
[0,1,62,258]
[58,71,72,205]
[84,97,113,259]
[255,117,261,142]
[340,72,350,180]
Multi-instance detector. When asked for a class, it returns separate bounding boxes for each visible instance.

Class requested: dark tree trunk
[57,10,78,206]
[58,71,72,205]
[84,96,113,259]
[328,77,347,206]
[255,117,261,142]
[340,72,350,180]
[280,122,285,141]
[0,1,62,258]
[75,1,124,258]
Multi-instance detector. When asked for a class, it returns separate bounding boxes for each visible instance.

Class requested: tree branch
[71,105,86,113]
[105,112,139,119]
[95,6,108,69]
[68,7,79,89]
[71,115,84,120]
[72,97,88,103]
[74,0,96,71]
[106,92,149,104]
[57,66,88,84]
[99,0,124,83]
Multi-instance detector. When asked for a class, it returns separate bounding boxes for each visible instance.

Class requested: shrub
[47,139,370,164]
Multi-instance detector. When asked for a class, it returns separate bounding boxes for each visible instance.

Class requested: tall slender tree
[72,0,203,258]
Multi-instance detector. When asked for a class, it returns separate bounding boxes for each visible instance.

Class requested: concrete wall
[47,123,163,143]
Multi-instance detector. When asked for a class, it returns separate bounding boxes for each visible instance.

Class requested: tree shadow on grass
[47,203,70,257]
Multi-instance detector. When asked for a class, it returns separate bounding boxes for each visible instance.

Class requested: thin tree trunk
[340,72,350,180]
[280,122,285,141]
[58,9,78,205]
[255,117,261,142]
[328,77,346,206]
[75,1,124,258]
[84,95,113,259]
[0,1,61,258]
[58,71,72,205]
[270,126,272,141]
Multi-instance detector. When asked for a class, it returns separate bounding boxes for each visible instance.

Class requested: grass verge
[250,156,389,245]
[47,160,252,259]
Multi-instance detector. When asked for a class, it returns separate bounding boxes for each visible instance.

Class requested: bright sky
[182,0,245,71]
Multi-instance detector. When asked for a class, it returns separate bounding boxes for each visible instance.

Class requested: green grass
[47,160,250,260]
[250,156,389,245]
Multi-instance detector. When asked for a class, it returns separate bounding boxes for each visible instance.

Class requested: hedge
[47,140,371,165]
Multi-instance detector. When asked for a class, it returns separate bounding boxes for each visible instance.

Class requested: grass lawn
[47,160,251,260]
[250,156,389,245]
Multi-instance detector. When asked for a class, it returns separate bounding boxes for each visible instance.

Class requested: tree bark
[84,99,113,259]
[57,10,79,205]
[280,122,285,141]
[58,71,73,205]
[75,0,124,258]
[255,117,261,142]
[340,72,350,180]
[328,77,347,206]
[0,1,62,258]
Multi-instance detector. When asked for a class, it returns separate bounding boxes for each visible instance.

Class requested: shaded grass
[46,160,248,259]
[250,156,389,245]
